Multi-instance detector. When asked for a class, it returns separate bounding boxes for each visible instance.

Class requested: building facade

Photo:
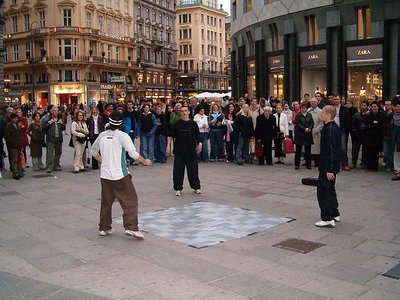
[2,0,140,107]
[0,0,5,106]
[175,0,229,98]
[134,0,177,102]
[231,0,400,105]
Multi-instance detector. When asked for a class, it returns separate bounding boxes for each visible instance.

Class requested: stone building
[134,0,177,102]
[175,0,229,98]
[2,0,175,107]
[231,0,400,105]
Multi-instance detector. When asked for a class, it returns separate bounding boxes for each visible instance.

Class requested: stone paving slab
[0,137,399,299]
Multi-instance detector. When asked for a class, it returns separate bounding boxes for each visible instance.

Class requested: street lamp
[28,21,40,107]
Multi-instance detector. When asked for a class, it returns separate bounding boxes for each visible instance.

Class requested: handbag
[69,136,74,148]
[77,136,88,144]
[255,142,264,157]
[284,138,294,154]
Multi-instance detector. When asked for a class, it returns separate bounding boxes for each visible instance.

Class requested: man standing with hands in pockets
[315,105,342,228]
[91,112,152,239]
[172,106,202,196]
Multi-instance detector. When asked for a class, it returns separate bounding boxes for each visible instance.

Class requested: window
[125,23,129,36]
[202,45,204,55]
[166,16,169,27]
[25,43,31,59]
[357,7,372,39]
[201,14,204,23]
[64,70,73,82]
[153,10,156,22]
[107,18,112,33]
[116,47,120,61]
[107,45,111,59]
[305,15,318,45]
[125,0,129,13]
[98,15,104,31]
[269,23,279,50]
[232,1,237,21]
[115,0,120,8]
[115,21,120,35]
[24,14,30,31]
[86,12,92,28]
[159,13,163,24]
[12,16,18,33]
[201,29,204,39]
[64,39,72,60]
[107,0,112,8]
[137,6,141,17]
[146,8,150,19]
[39,11,46,27]
[242,0,252,13]
[167,32,171,43]
[13,74,20,84]
[13,45,19,61]
[98,0,103,5]
[3,47,7,62]
[63,9,72,26]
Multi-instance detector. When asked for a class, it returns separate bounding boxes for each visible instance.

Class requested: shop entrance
[301,68,326,98]
[268,72,284,100]
[60,94,69,106]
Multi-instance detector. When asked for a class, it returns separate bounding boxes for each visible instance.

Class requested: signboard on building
[110,76,126,83]
[347,44,382,64]
[300,50,326,68]
[268,55,284,70]
[53,84,84,94]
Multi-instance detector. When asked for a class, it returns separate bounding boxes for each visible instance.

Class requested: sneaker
[125,230,144,239]
[315,220,335,228]
[334,216,341,222]
[194,189,201,194]
[99,228,115,236]
[175,190,182,196]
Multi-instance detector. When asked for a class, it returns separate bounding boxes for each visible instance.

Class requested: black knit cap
[109,111,123,126]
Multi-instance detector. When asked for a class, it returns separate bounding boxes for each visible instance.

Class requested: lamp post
[29,21,40,108]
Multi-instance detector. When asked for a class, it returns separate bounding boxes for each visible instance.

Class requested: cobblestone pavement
[0,138,399,299]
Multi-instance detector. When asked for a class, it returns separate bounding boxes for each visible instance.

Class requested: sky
[220,0,231,15]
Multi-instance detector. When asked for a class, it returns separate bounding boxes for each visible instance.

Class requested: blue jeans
[236,135,250,163]
[154,134,167,162]
[383,139,394,169]
[140,132,155,160]
[209,129,223,160]
[198,132,209,161]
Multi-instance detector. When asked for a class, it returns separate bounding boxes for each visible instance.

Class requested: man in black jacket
[315,105,342,228]
[255,106,276,165]
[333,95,352,171]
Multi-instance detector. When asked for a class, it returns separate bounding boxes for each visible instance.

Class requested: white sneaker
[99,228,115,236]
[125,230,145,239]
[315,220,335,228]
[0,171,2,179]
[334,216,340,222]
[175,190,182,196]
[194,189,202,194]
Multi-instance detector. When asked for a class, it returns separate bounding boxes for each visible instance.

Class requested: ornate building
[2,0,139,107]
[175,0,229,97]
[134,0,177,102]
[231,0,400,104]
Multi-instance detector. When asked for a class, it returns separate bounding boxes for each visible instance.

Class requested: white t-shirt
[90,129,140,180]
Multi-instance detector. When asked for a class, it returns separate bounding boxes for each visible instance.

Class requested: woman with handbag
[273,104,289,164]
[71,110,89,173]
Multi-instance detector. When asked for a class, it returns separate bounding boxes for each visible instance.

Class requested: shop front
[300,49,327,97]
[87,84,100,108]
[51,84,85,106]
[246,60,256,99]
[267,55,284,100]
[346,44,382,107]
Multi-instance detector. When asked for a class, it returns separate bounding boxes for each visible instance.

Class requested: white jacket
[273,113,289,136]
[193,113,209,133]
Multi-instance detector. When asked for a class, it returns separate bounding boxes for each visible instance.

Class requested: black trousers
[317,172,340,221]
[365,145,379,171]
[90,134,99,169]
[351,139,366,166]
[258,139,272,165]
[173,153,201,191]
[295,144,311,167]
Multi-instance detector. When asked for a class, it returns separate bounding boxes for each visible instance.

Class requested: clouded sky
[220,0,231,15]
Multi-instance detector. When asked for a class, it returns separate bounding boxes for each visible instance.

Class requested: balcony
[178,69,228,76]
[29,55,133,68]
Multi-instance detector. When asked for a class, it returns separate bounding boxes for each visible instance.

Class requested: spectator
[122,101,138,165]
[294,102,314,169]
[255,106,276,165]
[71,110,89,173]
[87,106,105,170]
[188,97,200,119]
[382,99,394,171]
[364,101,384,171]
[235,104,254,165]
[283,103,293,140]
[16,108,29,168]
[194,106,209,163]
[224,103,237,163]
[4,113,23,180]
[41,106,66,173]
[308,98,324,167]
[208,103,225,162]
[391,98,400,181]
[138,104,157,161]
[273,104,289,164]
[102,103,114,125]
[154,105,168,164]
[27,112,45,171]
[351,101,369,169]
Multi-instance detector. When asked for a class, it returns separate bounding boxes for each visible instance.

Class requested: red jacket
[19,116,29,147]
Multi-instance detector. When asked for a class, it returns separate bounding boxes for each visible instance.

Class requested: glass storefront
[347,65,382,107]
[268,73,284,100]
[300,50,327,99]
[247,60,256,98]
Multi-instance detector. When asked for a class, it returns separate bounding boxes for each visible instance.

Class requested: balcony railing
[178,69,228,75]
[31,55,133,67]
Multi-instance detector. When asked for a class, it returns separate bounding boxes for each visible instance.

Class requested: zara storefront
[231,0,400,102]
